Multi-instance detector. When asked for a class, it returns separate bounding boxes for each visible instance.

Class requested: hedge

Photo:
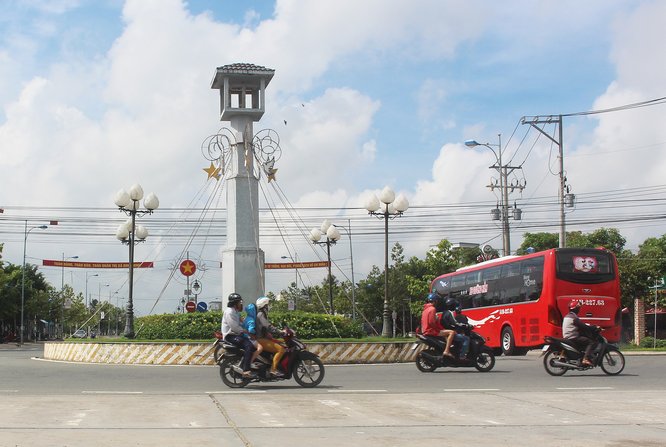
[134,310,364,340]
[638,337,666,348]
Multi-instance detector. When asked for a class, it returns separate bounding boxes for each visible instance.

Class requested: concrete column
[634,298,645,346]
[221,117,265,306]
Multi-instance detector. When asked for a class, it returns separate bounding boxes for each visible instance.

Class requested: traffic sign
[179,259,196,277]
[185,301,196,312]
[196,302,208,312]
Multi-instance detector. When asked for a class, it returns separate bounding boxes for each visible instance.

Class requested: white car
[71,329,87,338]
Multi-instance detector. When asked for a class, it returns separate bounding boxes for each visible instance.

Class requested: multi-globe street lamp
[309,219,341,315]
[365,186,409,338]
[21,223,48,344]
[114,184,159,338]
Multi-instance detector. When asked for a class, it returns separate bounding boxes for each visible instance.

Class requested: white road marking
[328,389,387,393]
[0,390,19,393]
[556,387,614,390]
[444,388,500,392]
[207,390,266,394]
[82,391,143,394]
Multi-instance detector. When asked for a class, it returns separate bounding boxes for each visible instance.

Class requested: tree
[516,232,559,254]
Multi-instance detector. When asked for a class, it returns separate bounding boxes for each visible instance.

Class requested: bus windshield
[555,248,615,284]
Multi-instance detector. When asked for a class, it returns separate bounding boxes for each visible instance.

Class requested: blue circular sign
[196,301,208,312]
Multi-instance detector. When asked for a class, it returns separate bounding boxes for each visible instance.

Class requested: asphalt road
[1,344,665,446]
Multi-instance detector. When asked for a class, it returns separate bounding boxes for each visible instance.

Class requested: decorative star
[203,162,221,180]
[244,147,253,170]
[263,158,278,182]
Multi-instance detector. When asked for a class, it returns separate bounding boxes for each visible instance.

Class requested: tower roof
[211,63,275,89]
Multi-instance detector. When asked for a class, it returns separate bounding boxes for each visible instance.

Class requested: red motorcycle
[214,327,325,388]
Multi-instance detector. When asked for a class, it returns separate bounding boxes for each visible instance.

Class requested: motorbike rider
[255,297,287,378]
[420,293,455,358]
[562,300,596,367]
[243,302,264,366]
[221,293,256,378]
[440,298,470,360]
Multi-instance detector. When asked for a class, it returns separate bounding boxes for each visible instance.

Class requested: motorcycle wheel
[293,357,325,387]
[213,344,224,364]
[219,358,249,388]
[415,350,438,372]
[474,350,495,372]
[543,351,568,376]
[599,349,625,376]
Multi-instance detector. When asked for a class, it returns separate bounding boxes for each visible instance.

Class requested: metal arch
[201,128,236,162]
[252,129,282,165]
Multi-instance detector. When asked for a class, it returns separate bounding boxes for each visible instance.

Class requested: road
[1,344,665,446]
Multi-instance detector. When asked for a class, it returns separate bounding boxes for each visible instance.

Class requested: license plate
[541,344,550,352]
[411,343,419,351]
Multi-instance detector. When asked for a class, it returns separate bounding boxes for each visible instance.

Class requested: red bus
[430,247,621,355]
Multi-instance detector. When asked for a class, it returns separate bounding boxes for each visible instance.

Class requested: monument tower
[210,63,275,306]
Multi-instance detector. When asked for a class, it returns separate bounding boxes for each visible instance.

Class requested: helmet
[426,293,437,303]
[227,293,242,307]
[445,298,457,311]
[256,297,270,310]
[568,300,582,313]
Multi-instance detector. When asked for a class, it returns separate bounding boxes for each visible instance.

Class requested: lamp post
[114,183,159,338]
[331,220,357,320]
[61,253,79,292]
[85,272,99,309]
[465,135,524,257]
[309,219,341,315]
[281,254,298,289]
[21,223,48,344]
[364,186,409,337]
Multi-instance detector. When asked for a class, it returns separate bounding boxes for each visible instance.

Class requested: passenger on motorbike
[562,300,596,367]
[440,298,470,360]
[256,297,287,378]
[221,293,256,378]
[243,303,264,366]
[420,293,455,358]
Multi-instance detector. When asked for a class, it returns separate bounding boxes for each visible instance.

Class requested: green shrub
[134,310,364,340]
[638,337,666,348]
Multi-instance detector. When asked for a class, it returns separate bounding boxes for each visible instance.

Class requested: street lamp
[281,254,298,289]
[465,135,524,257]
[114,183,159,338]
[309,219,341,315]
[331,220,357,320]
[364,186,409,337]
[61,253,79,292]
[85,272,99,309]
[21,223,48,344]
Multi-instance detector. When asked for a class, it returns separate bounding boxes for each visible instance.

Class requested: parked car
[71,329,87,338]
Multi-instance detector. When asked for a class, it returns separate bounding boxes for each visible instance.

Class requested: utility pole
[521,115,574,248]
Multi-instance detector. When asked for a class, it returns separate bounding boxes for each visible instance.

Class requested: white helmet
[256,297,270,310]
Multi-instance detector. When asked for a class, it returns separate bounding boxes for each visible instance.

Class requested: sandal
[442,352,454,358]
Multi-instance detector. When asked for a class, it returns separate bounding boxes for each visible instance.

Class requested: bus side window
[521,256,544,301]
[500,262,522,304]
[482,267,501,307]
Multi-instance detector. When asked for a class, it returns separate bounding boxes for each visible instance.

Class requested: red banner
[42,260,154,269]
[264,261,329,269]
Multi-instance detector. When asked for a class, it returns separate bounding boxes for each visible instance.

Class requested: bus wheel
[501,327,516,356]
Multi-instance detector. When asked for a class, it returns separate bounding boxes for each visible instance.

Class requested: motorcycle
[541,326,625,376]
[215,327,325,388]
[414,325,496,372]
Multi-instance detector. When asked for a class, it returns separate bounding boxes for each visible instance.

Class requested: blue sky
[2,0,666,316]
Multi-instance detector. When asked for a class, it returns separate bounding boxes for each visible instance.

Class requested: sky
[2,0,666,317]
